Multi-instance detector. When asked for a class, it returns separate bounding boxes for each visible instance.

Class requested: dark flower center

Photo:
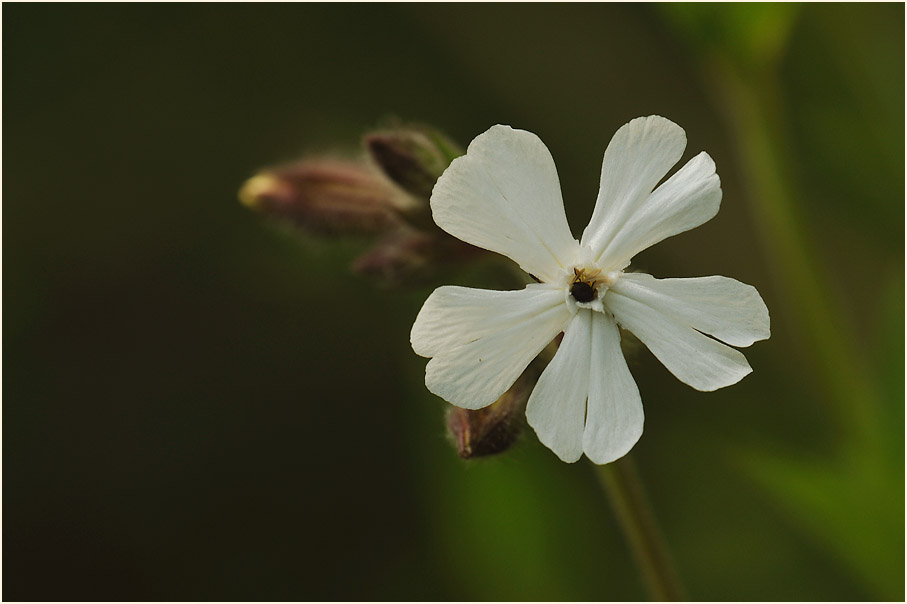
[570,281,595,303]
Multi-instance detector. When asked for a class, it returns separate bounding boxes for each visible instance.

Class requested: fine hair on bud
[446,361,540,459]
[364,125,463,201]
[239,159,408,236]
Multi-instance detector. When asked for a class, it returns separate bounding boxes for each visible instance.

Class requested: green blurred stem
[594,456,685,601]
[706,56,881,446]
[499,268,684,600]
[501,262,684,599]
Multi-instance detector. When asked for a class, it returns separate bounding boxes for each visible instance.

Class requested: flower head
[239,159,406,235]
[411,116,770,464]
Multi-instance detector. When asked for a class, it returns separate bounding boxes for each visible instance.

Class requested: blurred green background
[4,4,903,601]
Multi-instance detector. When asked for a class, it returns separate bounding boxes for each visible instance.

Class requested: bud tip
[239,174,291,209]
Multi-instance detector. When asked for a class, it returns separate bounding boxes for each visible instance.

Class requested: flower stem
[593,455,685,601]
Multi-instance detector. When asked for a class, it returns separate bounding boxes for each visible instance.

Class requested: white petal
[526,310,593,463]
[606,281,753,391]
[417,284,571,410]
[581,116,687,264]
[411,283,565,357]
[583,313,644,464]
[613,273,770,347]
[595,152,722,271]
[430,125,578,283]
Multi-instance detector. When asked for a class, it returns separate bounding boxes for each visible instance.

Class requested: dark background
[4,4,904,601]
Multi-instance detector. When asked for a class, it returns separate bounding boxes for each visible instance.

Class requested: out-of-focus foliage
[663,5,904,598]
[4,4,903,601]
[662,3,801,69]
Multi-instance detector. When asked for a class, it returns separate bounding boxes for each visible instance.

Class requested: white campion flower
[411,116,770,464]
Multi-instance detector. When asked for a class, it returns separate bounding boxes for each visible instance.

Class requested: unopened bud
[239,159,409,235]
[351,229,435,285]
[364,126,463,201]
[446,364,539,459]
[352,228,488,286]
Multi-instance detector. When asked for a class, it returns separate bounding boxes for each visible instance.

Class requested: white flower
[411,116,770,464]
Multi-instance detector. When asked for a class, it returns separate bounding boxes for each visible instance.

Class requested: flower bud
[352,227,488,286]
[351,229,435,285]
[446,363,539,459]
[239,159,409,235]
[364,126,463,201]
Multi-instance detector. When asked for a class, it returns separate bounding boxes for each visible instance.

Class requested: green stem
[706,56,881,447]
[501,259,684,599]
[594,455,685,601]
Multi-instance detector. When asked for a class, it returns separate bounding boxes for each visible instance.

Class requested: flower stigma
[570,280,596,303]
[570,266,619,300]
[571,267,601,302]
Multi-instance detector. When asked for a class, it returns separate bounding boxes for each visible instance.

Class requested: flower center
[570,281,596,303]
[565,266,622,311]
[569,266,604,303]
